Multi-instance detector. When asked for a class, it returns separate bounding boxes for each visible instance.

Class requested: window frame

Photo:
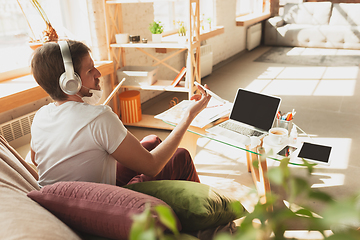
[236,0,272,27]
[154,0,215,37]
[236,0,271,18]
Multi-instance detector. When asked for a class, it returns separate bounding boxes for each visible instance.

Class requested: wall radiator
[200,44,213,78]
[0,111,36,149]
[246,22,262,51]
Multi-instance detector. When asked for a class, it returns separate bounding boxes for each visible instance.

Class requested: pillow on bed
[123,180,246,231]
[27,181,181,240]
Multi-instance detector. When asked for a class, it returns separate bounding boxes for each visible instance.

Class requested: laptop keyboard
[219,121,265,137]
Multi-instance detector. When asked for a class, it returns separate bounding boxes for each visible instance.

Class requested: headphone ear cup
[59,72,82,95]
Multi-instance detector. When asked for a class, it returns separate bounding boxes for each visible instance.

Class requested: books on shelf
[154,97,232,128]
[171,67,187,87]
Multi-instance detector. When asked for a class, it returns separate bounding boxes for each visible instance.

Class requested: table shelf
[110,42,187,49]
[121,80,188,92]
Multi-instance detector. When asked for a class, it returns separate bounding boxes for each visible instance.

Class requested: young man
[30,40,211,187]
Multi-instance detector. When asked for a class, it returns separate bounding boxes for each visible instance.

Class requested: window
[236,0,270,17]
[153,0,215,35]
[280,0,302,5]
[0,0,34,73]
[0,0,91,77]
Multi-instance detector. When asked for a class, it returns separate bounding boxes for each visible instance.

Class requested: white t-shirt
[31,101,127,187]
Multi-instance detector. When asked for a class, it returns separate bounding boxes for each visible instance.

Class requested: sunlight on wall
[246,66,358,96]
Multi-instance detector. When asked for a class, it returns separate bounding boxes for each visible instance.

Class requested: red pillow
[27,181,181,239]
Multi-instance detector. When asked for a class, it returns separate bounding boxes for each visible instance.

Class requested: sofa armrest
[267,16,285,28]
[0,135,39,181]
[264,16,285,46]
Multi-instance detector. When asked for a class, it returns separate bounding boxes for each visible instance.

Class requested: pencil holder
[274,119,292,133]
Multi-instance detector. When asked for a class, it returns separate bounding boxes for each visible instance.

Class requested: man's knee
[174,148,192,164]
[140,135,162,151]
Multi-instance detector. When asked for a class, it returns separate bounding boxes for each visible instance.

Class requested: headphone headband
[58,41,82,95]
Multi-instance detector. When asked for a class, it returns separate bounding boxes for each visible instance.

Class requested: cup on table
[268,127,288,145]
[274,118,292,132]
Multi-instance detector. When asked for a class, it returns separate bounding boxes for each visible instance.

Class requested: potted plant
[17,0,59,50]
[149,20,164,43]
[206,17,212,31]
[177,21,187,45]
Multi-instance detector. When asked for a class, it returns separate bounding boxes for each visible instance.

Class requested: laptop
[206,88,281,144]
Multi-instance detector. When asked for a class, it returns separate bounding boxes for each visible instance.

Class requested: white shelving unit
[103,0,224,128]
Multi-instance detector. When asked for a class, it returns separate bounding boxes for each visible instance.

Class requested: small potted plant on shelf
[149,20,164,43]
[206,17,212,31]
[177,21,187,45]
[17,0,59,50]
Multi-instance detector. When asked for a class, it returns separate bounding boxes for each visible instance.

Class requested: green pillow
[123,180,246,231]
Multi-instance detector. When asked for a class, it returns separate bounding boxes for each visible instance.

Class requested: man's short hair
[31,40,91,101]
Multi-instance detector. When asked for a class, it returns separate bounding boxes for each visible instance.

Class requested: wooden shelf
[122,80,188,92]
[106,0,160,4]
[0,61,113,114]
[236,12,271,27]
[0,75,48,114]
[110,42,187,49]
[199,26,225,42]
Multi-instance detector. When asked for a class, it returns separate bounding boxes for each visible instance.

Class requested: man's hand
[186,84,211,120]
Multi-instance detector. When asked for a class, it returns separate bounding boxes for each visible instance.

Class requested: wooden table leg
[246,144,272,211]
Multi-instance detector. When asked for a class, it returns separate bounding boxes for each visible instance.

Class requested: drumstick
[194,81,226,103]
[102,78,126,105]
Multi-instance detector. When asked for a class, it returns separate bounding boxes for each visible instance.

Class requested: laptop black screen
[230,89,281,131]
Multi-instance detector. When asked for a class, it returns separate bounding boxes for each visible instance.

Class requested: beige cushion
[329,3,360,26]
[0,137,81,240]
[283,2,332,25]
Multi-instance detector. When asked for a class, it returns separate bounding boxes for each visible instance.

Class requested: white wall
[211,0,247,65]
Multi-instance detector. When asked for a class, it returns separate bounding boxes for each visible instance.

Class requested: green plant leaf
[321,197,360,227]
[290,177,310,197]
[267,167,283,185]
[149,21,164,34]
[301,159,317,174]
[214,232,234,240]
[130,204,155,240]
[137,229,157,240]
[309,190,333,203]
[251,159,259,169]
[325,232,360,240]
[174,233,200,240]
[295,208,314,218]
[230,201,245,216]
[155,205,179,235]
